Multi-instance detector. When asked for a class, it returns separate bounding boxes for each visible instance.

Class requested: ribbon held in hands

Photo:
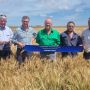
[23,45,83,52]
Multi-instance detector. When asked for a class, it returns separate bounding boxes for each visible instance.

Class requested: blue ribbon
[23,45,83,52]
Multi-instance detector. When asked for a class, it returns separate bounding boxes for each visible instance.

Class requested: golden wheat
[0,26,90,90]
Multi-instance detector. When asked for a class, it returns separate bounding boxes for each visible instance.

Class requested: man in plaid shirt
[13,16,36,63]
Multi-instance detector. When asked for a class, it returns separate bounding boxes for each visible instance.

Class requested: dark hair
[67,21,75,26]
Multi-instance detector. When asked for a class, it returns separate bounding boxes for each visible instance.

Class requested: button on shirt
[61,31,82,46]
[36,28,60,46]
[0,26,13,50]
[60,31,82,57]
[13,27,36,46]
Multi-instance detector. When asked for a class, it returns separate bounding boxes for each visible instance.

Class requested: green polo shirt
[36,28,60,46]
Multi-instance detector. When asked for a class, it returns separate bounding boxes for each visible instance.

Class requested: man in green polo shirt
[36,18,60,61]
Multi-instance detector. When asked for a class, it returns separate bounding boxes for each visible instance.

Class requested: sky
[0,0,90,26]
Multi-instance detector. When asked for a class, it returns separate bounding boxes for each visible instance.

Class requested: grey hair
[0,15,7,19]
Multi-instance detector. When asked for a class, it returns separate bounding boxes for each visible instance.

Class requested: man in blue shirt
[60,21,82,58]
[13,16,36,63]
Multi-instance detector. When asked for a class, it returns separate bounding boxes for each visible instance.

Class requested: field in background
[0,26,90,90]
[11,26,87,54]
[33,26,87,34]
[11,26,87,34]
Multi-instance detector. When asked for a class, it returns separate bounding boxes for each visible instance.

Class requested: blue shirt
[12,27,36,45]
[60,31,82,57]
[60,31,82,46]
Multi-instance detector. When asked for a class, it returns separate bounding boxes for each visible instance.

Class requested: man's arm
[0,41,5,45]
[36,32,40,45]
[12,30,25,48]
[56,32,61,45]
[77,35,83,46]
[32,31,37,45]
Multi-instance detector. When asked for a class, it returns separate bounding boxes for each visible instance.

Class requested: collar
[21,26,29,31]
[64,30,76,35]
[43,28,53,33]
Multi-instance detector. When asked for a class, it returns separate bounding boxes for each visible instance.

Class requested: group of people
[0,14,90,63]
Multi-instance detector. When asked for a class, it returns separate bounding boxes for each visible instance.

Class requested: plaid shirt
[12,27,36,46]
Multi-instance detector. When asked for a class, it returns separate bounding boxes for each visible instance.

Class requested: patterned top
[12,27,36,46]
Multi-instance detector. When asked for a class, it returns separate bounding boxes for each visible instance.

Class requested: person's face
[67,23,75,32]
[22,18,29,29]
[45,23,52,31]
[88,19,90,28]
[0,18,7,28]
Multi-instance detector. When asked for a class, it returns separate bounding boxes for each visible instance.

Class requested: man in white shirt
[0,15,13,60]
[82,18,90,60]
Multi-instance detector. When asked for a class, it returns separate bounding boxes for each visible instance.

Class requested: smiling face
[0,16,7,29]
[22,16,30,29]
[44,18,52,31]
[67,21,75,32]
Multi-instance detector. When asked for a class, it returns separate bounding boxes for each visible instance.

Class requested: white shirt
[82,29,90,52]
[0,26,13,50]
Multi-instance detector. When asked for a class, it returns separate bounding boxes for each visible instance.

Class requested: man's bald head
[44,18,52,25]
[44,18,52,31]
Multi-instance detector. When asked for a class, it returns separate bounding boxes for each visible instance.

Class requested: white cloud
[0,0,7,3]
[0,0,90,17]
[64,14,79,21]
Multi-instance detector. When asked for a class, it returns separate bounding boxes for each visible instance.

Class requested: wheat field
[0,26,90,90]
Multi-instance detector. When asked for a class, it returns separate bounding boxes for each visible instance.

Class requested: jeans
[16,48,32,63]
[0,43,12,60]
